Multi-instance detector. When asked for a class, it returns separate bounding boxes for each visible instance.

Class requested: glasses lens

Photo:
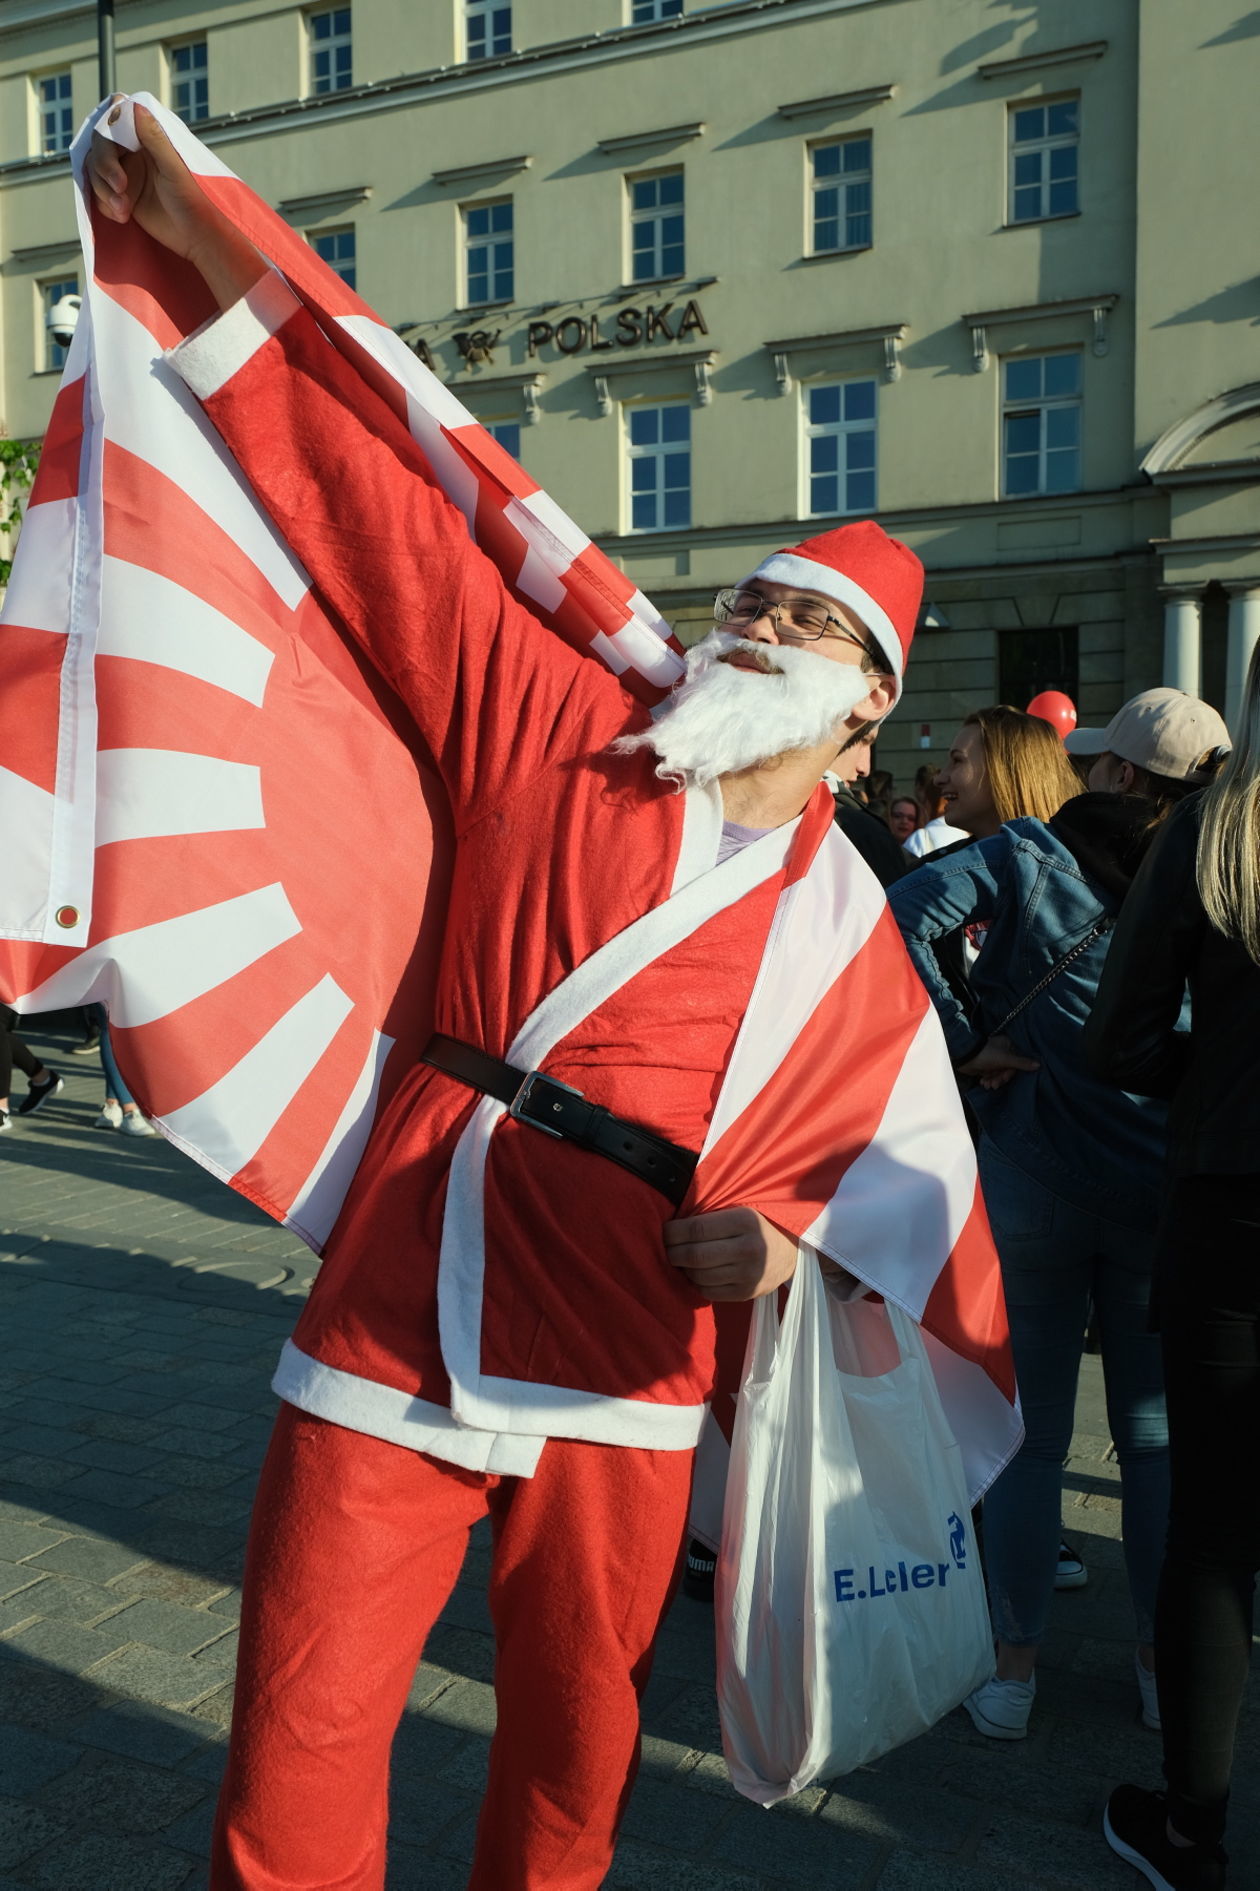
[715,589,763,624]
[781,601,829,638]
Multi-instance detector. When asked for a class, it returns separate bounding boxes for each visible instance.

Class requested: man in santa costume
[87,110,1013,1891]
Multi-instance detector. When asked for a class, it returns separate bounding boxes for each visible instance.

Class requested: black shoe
[17,1072,64,1116]
[1103,1786,1227,1891]
[682,1537,716,1603]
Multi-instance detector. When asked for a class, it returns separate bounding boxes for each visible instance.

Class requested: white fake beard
[614,629,876,789]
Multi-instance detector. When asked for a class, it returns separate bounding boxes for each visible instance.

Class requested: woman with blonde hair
[934,704,1084,838]
[1088,668,1258,1891]
[891,689,1229,1751]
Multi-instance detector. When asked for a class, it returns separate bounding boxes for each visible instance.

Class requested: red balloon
[1026,690,1078,738]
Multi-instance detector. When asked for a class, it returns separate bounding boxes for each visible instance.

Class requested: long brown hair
[963,705,1081,825]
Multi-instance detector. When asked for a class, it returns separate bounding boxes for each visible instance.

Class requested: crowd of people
[2,96,1244,1891]
[835,683,1252,1891]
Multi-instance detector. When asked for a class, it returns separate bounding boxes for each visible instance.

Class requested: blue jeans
[978,1140,1169,1647]
[92,1003,135,1109]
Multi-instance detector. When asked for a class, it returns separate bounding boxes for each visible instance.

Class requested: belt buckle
[510,1070,584,1139]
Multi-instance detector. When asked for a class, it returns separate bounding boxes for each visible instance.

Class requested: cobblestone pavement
[1,1025,1256,1891]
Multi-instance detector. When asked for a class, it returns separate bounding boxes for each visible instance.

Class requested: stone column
[1224,583,1260,733]
[1161,586,1203,695]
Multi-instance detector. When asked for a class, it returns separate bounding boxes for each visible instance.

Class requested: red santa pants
[210,1404,694,1890]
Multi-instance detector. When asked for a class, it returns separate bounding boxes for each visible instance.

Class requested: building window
[466,1,512,60]
[41,275,79,372]
[627,402,690,533]
[811,137,872,254]
[168,40,209,123]
[632,0,683,20]
[309,7,352,94]
[1002,352,1082,496]
[999,626,1079,708]
[1009,97,1079,223]
[464,200,514,306]
[629,170,684,284]
[805,380,876,516]
[310,227,356,289]
[37,72,74,156]
[488,421,521,460]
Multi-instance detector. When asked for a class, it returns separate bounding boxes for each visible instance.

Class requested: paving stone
[108,1568,233,1611]
[67,1438,166,1477]
[0,1794,68,1870]
[604,1840,769,1891]
[33,1752,210,1837]
[69,1702,217,1768]
[25,1537,150,1585]
[0,1725,81,1795]
[86,1646,226,1711]
[0,1616,135,1675]
[0,1659,109,1733]
[0,1556,50,1601]
[22,1830,199,1890]
[1,1575,130,1628]
[103,1602,234,1658]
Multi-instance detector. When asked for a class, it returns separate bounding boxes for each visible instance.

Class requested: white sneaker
[964,1673,1036,1739]
[119,1111,157,1137]
[95,1100,124,1129]
[0,1110,10,1132]
[1136,1650,1161,1730]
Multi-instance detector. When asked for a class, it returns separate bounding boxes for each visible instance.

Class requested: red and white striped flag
[0,94,684,1245]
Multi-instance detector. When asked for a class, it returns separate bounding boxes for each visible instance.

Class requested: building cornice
[584,348,719,412]
[1142,383,1260,477]
[962,294,1119,371]
[8,236,81,268]
[276,185,372,222]
[763,322,908,386]
[432,155,532,188]
[0,0,882,162]
[976,40,1108,82]
[596,123,705,157]
[776,84,896,119]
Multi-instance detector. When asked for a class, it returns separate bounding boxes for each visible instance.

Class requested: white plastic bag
[715,1253,993,1805]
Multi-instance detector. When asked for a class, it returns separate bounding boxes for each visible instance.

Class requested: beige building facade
[1,0,1257,779]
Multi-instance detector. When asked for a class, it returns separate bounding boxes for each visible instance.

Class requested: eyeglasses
[713,586,878,661]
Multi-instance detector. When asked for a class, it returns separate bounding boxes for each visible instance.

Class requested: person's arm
[87,106,616,825]
[1083,802,1200,1098]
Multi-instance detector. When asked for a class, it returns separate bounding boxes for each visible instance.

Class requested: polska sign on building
[420,296,709,369]
[526,297,709,357]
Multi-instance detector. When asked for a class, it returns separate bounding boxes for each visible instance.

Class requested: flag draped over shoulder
[0,94,685,1248]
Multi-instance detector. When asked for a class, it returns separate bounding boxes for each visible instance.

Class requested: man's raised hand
[86,100,266,310]
[663,1206,799,1303]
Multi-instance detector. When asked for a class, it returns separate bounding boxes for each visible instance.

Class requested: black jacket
[1084,793,1260,1177]
[831,788,912,889]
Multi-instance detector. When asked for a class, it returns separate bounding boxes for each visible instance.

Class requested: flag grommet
[54,905,81,929]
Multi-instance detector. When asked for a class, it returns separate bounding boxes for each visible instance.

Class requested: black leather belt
[421,1033,698,1209]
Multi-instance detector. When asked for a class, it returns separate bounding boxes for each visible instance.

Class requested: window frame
[40,273,80,373]
[631,0,684,21]
[801,377,878,519]
[307,5,353,96]
[308,225,357,290]
[624,399,692,535]
[1007,94,1080,225]
[167,36,209,124]
[35,70,74,157]
[486,419,522,462]
[465,0,512,61]
[462,197,515,308]
[1000,349,1083,498]
[627,167,686,286]
[808,133,873,256]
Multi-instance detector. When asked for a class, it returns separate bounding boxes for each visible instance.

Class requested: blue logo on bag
[833,1514,970,1603]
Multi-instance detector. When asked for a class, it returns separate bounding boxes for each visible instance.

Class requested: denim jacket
[888,812,1170,1227]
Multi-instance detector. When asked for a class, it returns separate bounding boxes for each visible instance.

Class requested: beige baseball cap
[1064,688,1230,779]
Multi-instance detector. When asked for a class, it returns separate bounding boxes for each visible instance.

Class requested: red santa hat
[738,521,923,702]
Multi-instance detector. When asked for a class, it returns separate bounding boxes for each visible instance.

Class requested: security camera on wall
[46,293,82,349]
